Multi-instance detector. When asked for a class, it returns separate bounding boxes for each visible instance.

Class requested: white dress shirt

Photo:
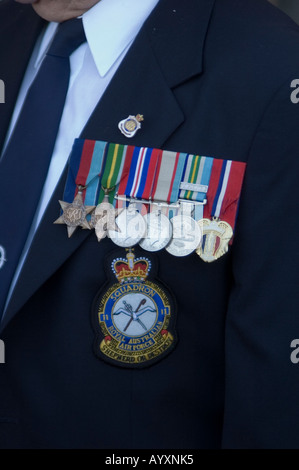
[4,0,159,309]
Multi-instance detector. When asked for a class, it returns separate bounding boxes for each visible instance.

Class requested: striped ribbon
[97,143,128,205]
[179,155,213,202]
[117,148,187,205]
[151,150,187,204]
[203,159,246,229]
[63,138,107,205]
[179,154,214,220]
[61,140,246,232]
[117,146,161,201]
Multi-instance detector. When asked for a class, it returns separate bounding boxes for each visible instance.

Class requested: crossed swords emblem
[113,298,156,332]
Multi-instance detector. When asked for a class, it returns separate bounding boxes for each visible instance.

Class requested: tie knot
[47,18,86,58]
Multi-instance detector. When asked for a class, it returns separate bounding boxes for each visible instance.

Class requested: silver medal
[139,211,172,252]
[108,204,146,248]
[166,214,202,257]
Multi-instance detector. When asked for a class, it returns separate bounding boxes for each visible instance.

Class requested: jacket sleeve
[222,73,299,449]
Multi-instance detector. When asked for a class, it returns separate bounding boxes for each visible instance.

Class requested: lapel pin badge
[118,114,144,138]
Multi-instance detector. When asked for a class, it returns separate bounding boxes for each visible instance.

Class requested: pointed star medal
[91,198,123,242]
[54,187,95,238]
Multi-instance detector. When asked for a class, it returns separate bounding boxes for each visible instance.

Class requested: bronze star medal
[91,199,123,242]
[54,187,95,238]
[89,187,122,241]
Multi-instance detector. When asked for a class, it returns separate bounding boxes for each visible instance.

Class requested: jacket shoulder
[209,0,299,85]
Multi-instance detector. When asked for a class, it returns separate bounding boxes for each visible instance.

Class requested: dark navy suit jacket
[1,0,299,449]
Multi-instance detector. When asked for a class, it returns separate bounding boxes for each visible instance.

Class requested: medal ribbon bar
[57,139,246,260]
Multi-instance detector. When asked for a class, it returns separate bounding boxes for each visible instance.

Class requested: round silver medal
[108,206,146,248]
[139,212,172,252]
[166,214,202,257]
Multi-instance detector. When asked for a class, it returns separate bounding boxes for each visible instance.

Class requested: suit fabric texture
[1,0,299,449]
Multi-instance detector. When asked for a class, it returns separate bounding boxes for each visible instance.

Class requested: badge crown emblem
[111,251,151,284]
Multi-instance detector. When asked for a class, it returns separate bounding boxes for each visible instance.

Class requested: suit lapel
[81,26,185,148]
[2,0,216,330]
[0,2,45,152]
[80,0,216,146]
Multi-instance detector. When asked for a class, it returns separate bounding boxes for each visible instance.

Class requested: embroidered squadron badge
[92,249,177,368]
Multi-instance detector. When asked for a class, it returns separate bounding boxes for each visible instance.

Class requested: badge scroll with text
[92,248,177,368]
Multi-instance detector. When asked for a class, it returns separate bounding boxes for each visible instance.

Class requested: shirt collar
[34,0,160,78]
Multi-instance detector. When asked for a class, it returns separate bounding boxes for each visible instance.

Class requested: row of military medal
[55,186,233,262]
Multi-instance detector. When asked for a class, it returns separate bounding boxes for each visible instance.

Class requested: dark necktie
[0,18,86,317]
